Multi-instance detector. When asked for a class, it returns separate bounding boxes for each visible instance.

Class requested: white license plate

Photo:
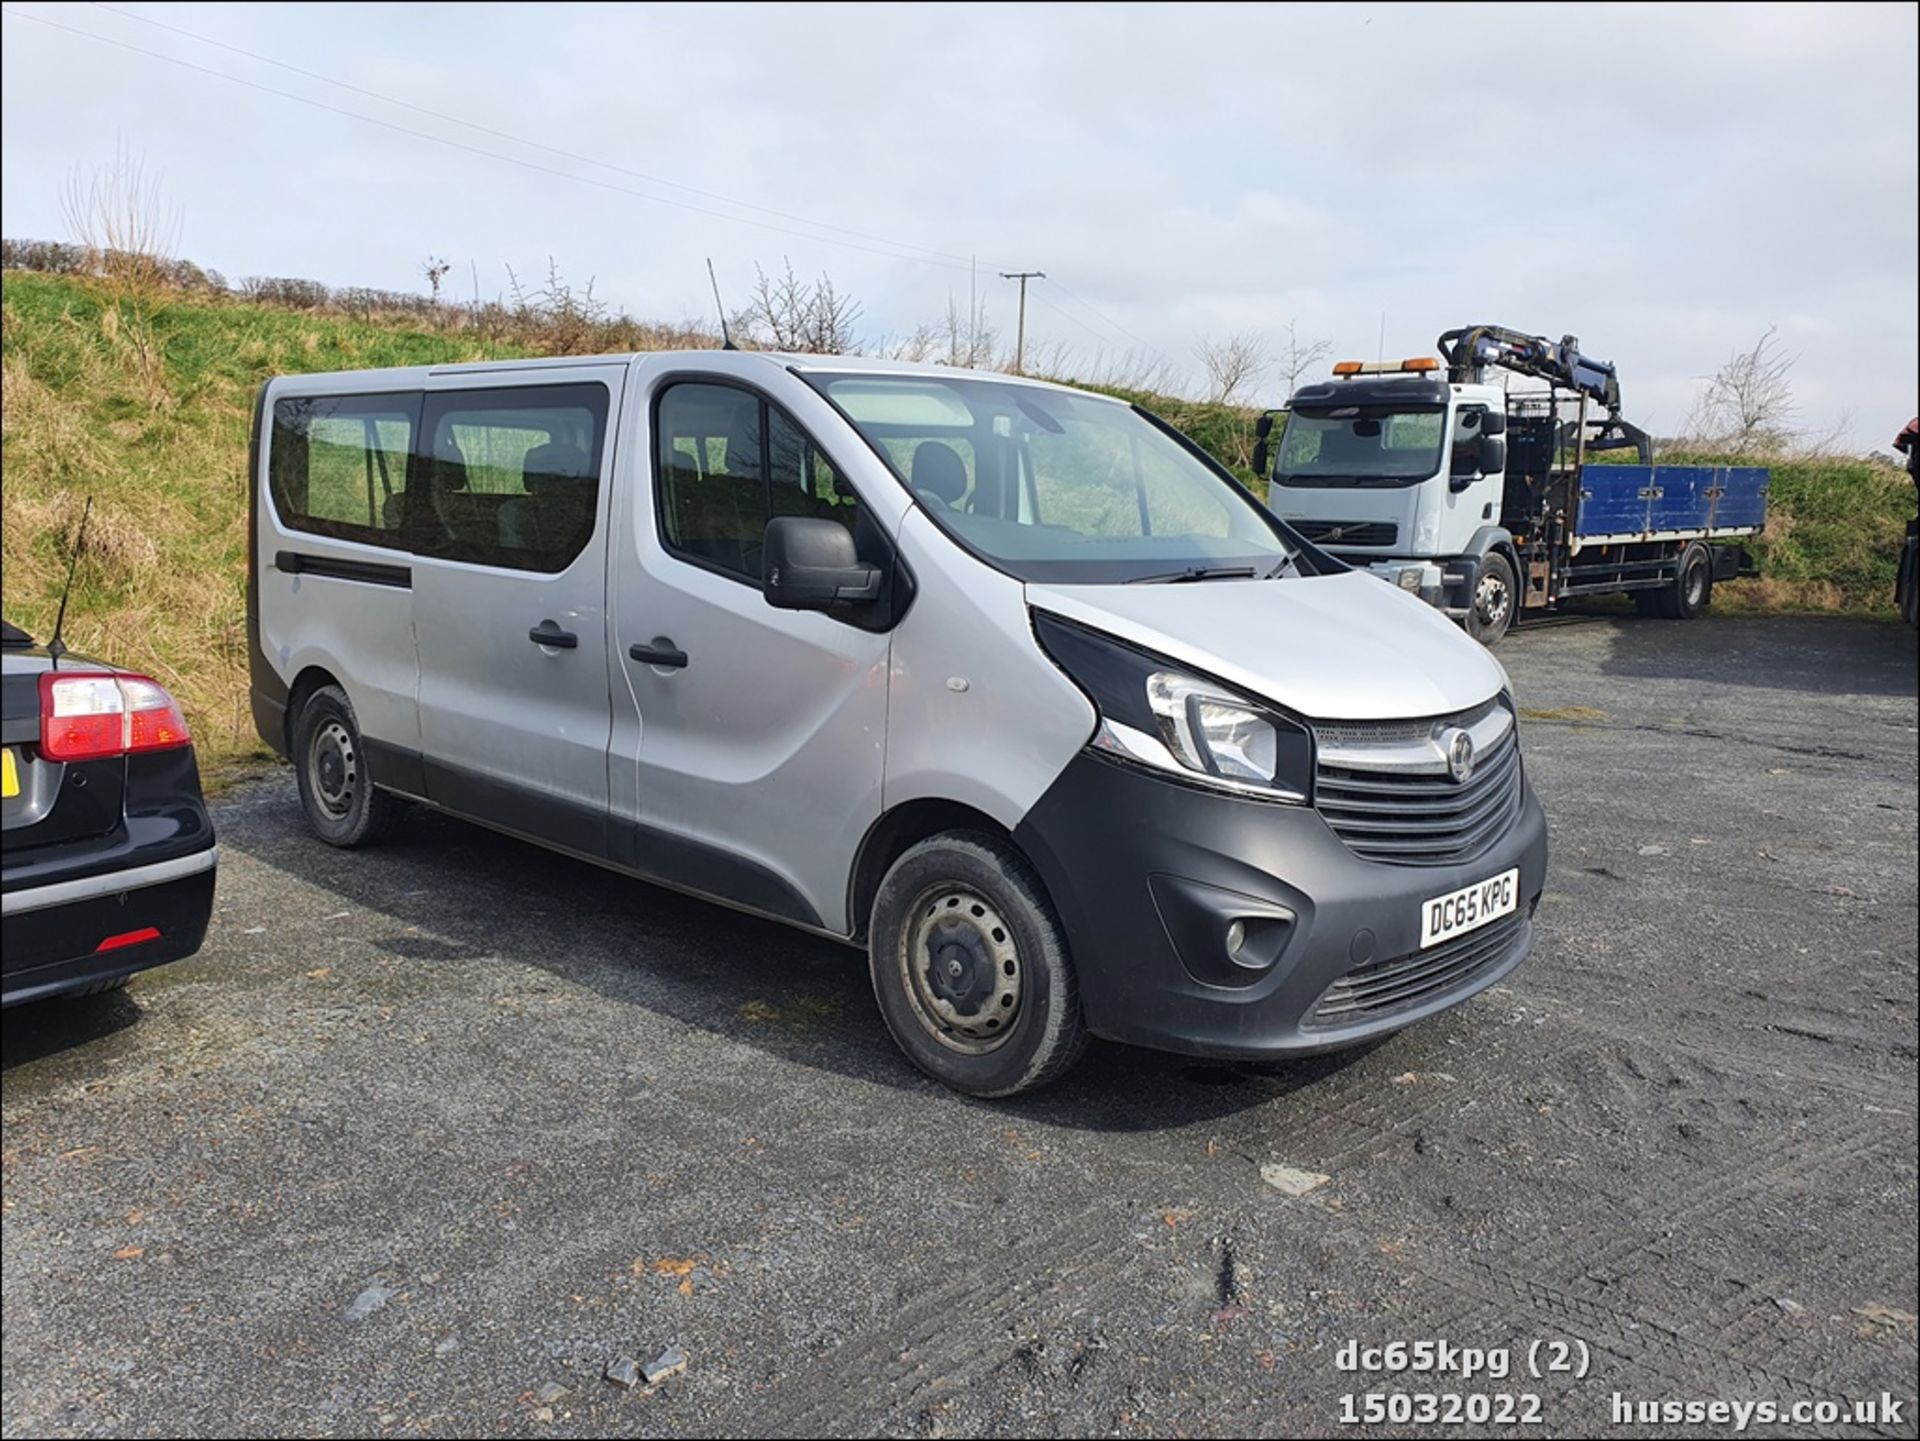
[1420,868,1519,949]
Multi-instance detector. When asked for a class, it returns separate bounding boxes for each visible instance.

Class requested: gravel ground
[3,613,1916,1439]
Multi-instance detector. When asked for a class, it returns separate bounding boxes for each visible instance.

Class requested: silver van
[247,353,1547,1096]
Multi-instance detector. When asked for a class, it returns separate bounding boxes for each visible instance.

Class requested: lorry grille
[1290,519,1398,547]
[1305,911,1527,1029]
[1311,698,1523,866]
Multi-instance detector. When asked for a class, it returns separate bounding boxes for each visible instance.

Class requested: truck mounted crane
[1254,325,1767,645]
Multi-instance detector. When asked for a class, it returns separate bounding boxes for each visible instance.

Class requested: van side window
[269,393,421,549]
[416,383,609,573]
[655,382,856,582]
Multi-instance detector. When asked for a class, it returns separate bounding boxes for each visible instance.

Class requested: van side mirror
[763,516,881,611]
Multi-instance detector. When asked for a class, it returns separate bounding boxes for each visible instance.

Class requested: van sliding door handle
[528,621,579,649]
[628,640,688,669]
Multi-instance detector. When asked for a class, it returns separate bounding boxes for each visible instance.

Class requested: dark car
[2,619,216,1005]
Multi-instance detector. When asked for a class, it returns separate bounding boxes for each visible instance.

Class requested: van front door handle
[629,640,688,669]
[528,621,578,649]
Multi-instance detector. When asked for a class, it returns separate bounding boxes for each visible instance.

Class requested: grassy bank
[2,270,1909,781]
[1,271,527,779]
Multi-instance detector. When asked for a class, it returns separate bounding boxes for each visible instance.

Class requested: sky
[2,1,1916,448]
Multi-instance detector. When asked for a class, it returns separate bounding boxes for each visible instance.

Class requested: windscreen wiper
[1124,565,1260,585]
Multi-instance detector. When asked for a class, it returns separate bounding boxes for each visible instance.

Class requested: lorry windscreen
[809,373,1293,585]
[1273,405,1445,488]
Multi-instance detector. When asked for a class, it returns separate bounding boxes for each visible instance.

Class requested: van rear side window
[416,384,610,573]
[269,393,422,549]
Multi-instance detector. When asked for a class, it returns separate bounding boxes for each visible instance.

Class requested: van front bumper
[1011,751,1548,1060]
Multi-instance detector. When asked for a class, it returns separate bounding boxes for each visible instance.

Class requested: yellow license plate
[1,747,18,799]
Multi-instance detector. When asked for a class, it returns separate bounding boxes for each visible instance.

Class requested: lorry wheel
[1467,553,1517,646]
[1658,544,1713,620]
[292,685,401,848]
[868,831,1088,1098]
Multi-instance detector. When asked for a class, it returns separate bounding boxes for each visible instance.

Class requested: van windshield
[1273,405,1445,487]
[808,373,1292,584]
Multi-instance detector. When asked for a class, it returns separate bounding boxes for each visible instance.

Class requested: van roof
[266,349,1113,400]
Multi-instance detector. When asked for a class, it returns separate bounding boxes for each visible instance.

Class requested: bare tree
[1794,408,1855,459]
[741,260,864,353]
[421,255,451,305]
[875,321,942,363]
[60,139,181,297]
[936,290,997,369]
[1195,330,1268,404]
[805,269,862,353]
[1684,326,1798,454]
[1275,317,1333,402]
[506,258,610,356]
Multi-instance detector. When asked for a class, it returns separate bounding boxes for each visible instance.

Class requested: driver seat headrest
[911,441,968,506]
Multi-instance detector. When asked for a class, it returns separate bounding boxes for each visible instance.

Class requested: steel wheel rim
[896,886,1022,1055]
[1476,572,1512,626]
[309,719,358,819]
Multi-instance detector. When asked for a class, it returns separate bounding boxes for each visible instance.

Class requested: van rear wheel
[293,685,400,848]
[868,832,1088,1097]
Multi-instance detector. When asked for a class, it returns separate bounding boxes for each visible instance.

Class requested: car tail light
[38,672,191,761]
[96,926,162,952]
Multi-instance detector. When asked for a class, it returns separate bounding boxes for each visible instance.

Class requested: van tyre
[1466,551,1517,646]
[293,684,400,848]
[869,832,1088,1097]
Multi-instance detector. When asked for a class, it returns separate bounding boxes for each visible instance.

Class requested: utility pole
[1000,270,1044,373]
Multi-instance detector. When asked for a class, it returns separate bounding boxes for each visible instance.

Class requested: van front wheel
[868,832,1088,1097]
[292,685,400,848]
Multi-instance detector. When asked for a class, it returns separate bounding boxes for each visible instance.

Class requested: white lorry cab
[247,352,1548,1096]
[1261,328,1767,645]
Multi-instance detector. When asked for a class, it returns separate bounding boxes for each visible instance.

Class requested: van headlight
[1033,612,1312,802]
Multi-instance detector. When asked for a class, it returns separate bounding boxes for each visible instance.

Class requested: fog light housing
[1149,875,1298,988]
[1224,913,1294,971]
[1397,567,1423,591]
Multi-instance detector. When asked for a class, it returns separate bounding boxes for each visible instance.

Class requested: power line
[83,0,985,273]
[5,2,1186,371]
[0,4,978,274]
[1045,277,1164,359]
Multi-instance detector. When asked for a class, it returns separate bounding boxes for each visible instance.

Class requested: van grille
[1305,911,1527,1029]
[1312,699,1523,866]
[1290,519,1398,548]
